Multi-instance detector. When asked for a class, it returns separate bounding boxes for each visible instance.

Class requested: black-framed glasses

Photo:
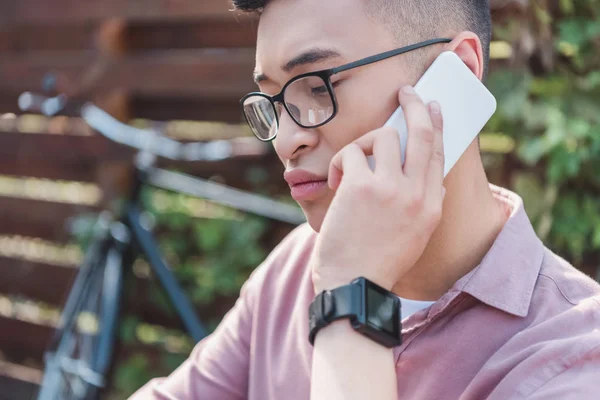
[240,38,452,141]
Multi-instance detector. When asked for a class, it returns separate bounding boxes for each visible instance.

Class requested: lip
[284,169,329,201]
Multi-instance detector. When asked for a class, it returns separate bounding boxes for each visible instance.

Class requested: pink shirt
[131,186,600,399]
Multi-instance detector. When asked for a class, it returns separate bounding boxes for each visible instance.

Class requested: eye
[310,81,341,96]
[310,85,329,96]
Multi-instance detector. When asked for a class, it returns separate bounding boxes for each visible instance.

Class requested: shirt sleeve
[127,264,264,400]
[524,355,600,399]
[484,334,600,400]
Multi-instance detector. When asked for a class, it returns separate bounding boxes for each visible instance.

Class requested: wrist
[309,277,402,348]
[313,268,394,294]
[314,319,387,349]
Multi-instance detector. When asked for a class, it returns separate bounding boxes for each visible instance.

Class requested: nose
[273,109,319,162]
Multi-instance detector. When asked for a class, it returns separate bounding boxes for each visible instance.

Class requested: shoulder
[536,246,600,306]
[522,245,600,344]
[491,247,600,397]
[526,246,600,333]
[261,222,317,279]
[241,223,317,299]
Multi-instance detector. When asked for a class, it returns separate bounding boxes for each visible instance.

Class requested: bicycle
[18,91,305,400]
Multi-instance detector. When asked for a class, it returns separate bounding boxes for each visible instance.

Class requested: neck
[392,146,509,301]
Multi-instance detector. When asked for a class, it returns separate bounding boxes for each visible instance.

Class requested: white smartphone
[369,51,497,177]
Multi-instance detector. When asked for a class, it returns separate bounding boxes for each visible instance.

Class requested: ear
[445,31,485,80]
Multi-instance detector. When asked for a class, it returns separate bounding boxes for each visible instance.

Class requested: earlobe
[446,32,484,80]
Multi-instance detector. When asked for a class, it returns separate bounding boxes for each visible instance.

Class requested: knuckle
[432,147,445,164]
[418,126,435,144]
[405,190,425,215]
[350,179,375,197]
[377,181,400,203]
[380,126,398,137]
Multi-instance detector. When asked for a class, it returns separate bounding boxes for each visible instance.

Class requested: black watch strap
[308,284,359,345]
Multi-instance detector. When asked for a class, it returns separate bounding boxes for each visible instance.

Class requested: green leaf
[559,19,589,47]
[512,172,545,219]
[547,146,581,182]
[517,137,548,165]
[559,0,575,14]
[593,226,600,249]
[119,316,141,344]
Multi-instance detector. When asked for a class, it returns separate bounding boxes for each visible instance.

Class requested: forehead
[255,0,396,76]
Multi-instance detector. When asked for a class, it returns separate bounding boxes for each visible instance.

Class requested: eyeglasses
[240,38,452,142]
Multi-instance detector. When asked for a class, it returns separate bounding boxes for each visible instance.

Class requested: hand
[312,86,445,293]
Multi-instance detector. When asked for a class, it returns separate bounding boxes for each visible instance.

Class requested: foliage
[485,0,600,266]
[145,188,268,306]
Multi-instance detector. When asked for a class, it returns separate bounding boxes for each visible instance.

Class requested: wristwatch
[308,277,402,348]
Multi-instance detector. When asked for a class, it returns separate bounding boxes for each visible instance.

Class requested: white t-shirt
[397,296,436,320]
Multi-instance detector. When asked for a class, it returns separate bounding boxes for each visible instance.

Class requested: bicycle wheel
[37,223,128,400]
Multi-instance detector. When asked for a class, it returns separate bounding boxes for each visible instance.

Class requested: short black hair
[232,0,492,76]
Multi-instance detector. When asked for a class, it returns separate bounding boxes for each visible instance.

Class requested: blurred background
[0,0,598,398]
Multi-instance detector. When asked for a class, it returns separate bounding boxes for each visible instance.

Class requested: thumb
[328,143,371,191]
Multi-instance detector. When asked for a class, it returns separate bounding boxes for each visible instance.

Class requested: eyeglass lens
[242,75,335,140]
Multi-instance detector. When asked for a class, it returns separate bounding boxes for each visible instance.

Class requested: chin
[299,201,329,233]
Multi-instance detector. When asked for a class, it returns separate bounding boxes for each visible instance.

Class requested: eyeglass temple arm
[331,38,452,75]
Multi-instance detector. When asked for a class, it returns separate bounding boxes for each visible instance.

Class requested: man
[131,0,600,399]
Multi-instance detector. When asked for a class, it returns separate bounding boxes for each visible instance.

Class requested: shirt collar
[451,185,545,318]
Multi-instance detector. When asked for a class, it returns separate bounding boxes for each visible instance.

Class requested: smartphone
[369,51,497,177]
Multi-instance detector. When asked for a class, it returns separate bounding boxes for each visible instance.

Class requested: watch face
[366,284,398,335]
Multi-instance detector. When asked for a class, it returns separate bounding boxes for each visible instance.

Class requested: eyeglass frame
[240,37,452,142]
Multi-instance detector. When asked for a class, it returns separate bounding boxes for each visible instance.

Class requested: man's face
[255,0,419,231]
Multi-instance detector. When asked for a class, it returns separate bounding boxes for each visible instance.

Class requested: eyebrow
[253,48,342,84]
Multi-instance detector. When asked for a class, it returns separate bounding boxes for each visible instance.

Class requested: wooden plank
[0,0,519,24]
[0,132,124,183]
[490,0,528,22]
[0,256,235,330]
[0,92,246,128]
[0,316,188,369]
[0,360,42,385]
[0,198,94,242]
[0,131,132,166]
[127,18,258,50]
[0,49,256,99]
[0,155,99,182]
[0,23,98,53]
[0,0,242,23]
[131,95,245,123]
[0,257,77,305]
[0,375,39,400]
[0,317,51,365]
[0,19,257,52]
[0,92,22,115]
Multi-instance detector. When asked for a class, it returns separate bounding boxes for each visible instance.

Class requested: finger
[352,127,403,180]
[424,101,446,203]
[329,143,372,191]
[400,86,435,184]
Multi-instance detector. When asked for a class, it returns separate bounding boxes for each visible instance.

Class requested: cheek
[322,80,398,151]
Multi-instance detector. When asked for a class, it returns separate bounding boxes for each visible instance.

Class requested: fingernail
[402,86,415,95]
[429,101,441,114]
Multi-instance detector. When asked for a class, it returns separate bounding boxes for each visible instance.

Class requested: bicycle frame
[125,204,207,340]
